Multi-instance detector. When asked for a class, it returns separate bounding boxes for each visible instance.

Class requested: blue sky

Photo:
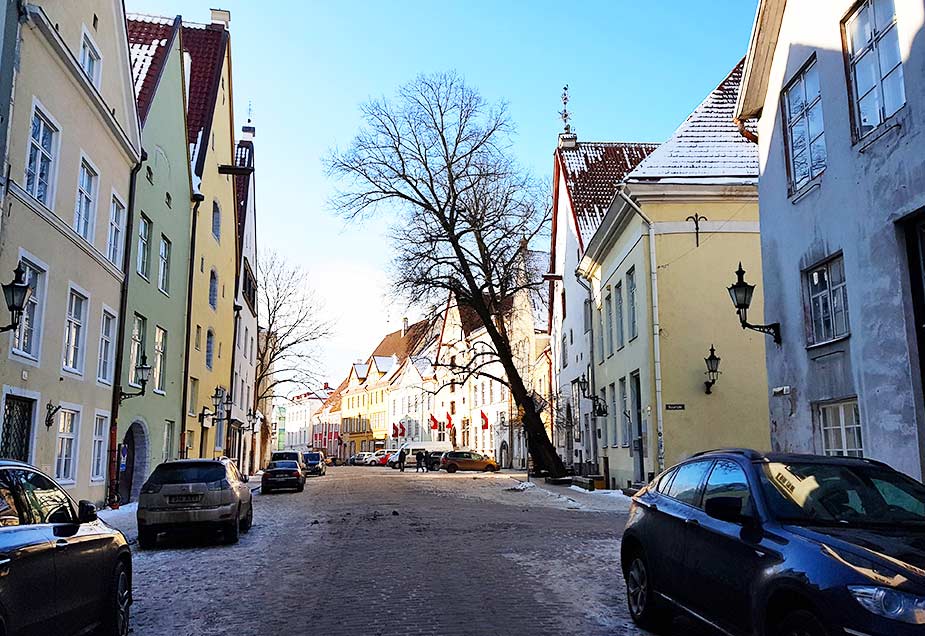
[126,0,758,385]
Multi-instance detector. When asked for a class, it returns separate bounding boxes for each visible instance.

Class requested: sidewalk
[506,475,634,513]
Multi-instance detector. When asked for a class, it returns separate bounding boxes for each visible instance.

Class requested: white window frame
[627,268,638,341]
[54,403,81,485]
[10,250,48,364]
[106,191,126,267]
[79,25,102,87]
[129,314,146,388]
[24,99,61,207]
[74,153,99,242]
[153,326,167,394]
[62,283,90,376]
[819,399,863,457]
[136,214,151,279]
[604,290,614,357]
[96,305,117,385]
[90,410,109,482]
[620,377,630,447]
[158,235,171,294]
[806,255,850,345]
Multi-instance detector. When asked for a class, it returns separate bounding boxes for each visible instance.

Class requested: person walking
[398,448,407,472]
[415,450,425,473]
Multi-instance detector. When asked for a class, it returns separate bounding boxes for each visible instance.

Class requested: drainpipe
[573,272,598,475]
[180,193,204,458]
[108,150,146,508]
[617,186,665,474]
[733,117,759,144]
[227,302,242,460]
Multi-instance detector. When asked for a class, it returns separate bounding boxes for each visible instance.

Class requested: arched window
[205,329,214,369]
[211,201,221,240]
[209,269,218,308]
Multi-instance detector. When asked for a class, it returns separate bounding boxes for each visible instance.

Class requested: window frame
[804,253,850,346]
[158,235,171,294]
[818,399,864,457]
[662,459,713,508]
[106,192,126,267]
[10,253,47,362]
[627,268,638,341]
[90,411,109,482]
[96,306,117,385]
[129,313,147,388]
[74,154,99,242]
[79,25,103,87]
[604,290,614,357]
[24,100,60,207]
[781,54,827,194]
[209,269,218,309]
[62,284,90,375]
[211,201,221,241]
[153,326,167,394]
[54,405,81,484]
[136,214,151,279]
[205,329,215,370]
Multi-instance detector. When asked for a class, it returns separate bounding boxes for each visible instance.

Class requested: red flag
[392,423,398,438]
[399,422,406,437]
[446,412,453,428]
[481,410,489,430]
[430,414,439,430]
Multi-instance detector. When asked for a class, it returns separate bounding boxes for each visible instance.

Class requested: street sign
[665,404,686,411]
[119,444,128,472]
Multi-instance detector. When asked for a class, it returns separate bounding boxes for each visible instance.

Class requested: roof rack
[691,448,764,460]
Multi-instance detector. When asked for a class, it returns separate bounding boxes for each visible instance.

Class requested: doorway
[1,395,34,461]
[631,371,645,483]
[118,421,149,504]
[905,215,925,404]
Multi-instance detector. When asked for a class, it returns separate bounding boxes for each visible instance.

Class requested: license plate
[168,494,201,504]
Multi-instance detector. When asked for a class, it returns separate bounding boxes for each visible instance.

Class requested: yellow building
[179,11,240,458]
[342,362,372,455]
[578,61,769,489]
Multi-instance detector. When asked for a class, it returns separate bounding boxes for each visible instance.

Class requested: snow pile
[506,481,536,492]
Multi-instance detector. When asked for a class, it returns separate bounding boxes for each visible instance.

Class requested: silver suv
[136,458,253,548]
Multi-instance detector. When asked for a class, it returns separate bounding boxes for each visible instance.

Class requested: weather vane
[247,99,253,124]
[560,84,571,134]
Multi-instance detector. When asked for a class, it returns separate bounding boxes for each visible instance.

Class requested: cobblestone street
[120,467,712,636]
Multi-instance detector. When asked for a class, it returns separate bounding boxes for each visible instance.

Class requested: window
[665,460,711,507]
[609,383,618,445]
[26,109,56,205]
[137,215,151,278]
[604,291,614,356]
[596,305,604,363]
[703,460,753,518]
[91,414,108,480]
[153,327,167,393]
[74,159,96,240]
[0,472,21,527]
[205,330,214,369]
[79,34,101,85]
[55,409,78,482]
[158,236,171,293]
[12,259,44,358]
[145,166,153,184]
[615,282,625,349]
[211,201,221,240]
[250,336,255,364]
[188,378,199,416]
[783,58,826,191]
[195,325,202,350]
[562,334,568,367]
[845,0,905,138]
[63,289,87,372]
[806,255,849,344]
[106,197,125,266]
[820,400,863,457]
[209,270,218,309]
[97,310,115,383]
[627,268,637,340]
[16,470,74,524]
[620,378,630,447]
[129,314,146,386]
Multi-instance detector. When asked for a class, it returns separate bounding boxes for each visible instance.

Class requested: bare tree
[327,72,565,476]
[255,249,332,409]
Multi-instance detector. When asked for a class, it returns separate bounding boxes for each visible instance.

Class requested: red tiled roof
[181,23,226,152]
[456,295,514,336]
[371,320,431,361]
[556,142,658,246]
[126,14,179,125]
[322,377,349,412]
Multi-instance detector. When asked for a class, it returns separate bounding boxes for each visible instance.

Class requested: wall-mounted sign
[665,404,686,411]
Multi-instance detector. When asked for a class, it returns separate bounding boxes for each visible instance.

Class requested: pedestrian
[415,450,425,472]
[398,448,407,472]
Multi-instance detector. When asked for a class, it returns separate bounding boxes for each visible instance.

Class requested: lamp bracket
[45,402,61,428]
[740,319,782,345]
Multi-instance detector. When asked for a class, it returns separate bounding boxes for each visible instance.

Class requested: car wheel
[446,464,457,473]
[624,549,667,631]
[224,509,240,544]
[775,609,829,636]
[240,504,253,533]
[260,486,271,494]
[137,527,157,550]
[100,559,131,636]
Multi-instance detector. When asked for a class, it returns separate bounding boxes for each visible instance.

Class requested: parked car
[350,452,372,466]
[378,449,399,466]
[137,458,253,548]
[0,459,132,636]
[621,449,925,636]
[426,451,445,471]
[261,461,305,493]
[388,442,453,469]
[440,451,499,473]
[367,450,389,466]
[301,452,326,476]
[270,450,304,470]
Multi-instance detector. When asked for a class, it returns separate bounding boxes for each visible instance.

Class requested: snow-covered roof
[126,14,177,125]
[627,59,758,184]
[411,356,435,379]
[557,142,658,246]
[373,355,396,374]
[352,363,368,380]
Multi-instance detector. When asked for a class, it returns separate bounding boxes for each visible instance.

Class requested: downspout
[733,117,759,144]
[108,150,146,507]
[180,193,204,458]
[227,302,242,458]
[573,272,598,474]
[617,186,665,474]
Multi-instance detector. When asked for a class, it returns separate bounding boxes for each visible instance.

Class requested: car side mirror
[705,496,743,524]
[77,500,98,523]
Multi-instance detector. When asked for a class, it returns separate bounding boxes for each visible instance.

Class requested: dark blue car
[301,452,326,477]
[621,449,925,636]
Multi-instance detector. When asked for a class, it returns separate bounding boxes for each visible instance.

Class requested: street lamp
[727,262,781,345]
[198,386,224,423]
[703,345,721,394]
[577,372,608,417]
[246,409,257,432]
[119,353,153,402]
[0,263,32,333]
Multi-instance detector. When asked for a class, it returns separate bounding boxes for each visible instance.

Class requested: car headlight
[849,586,925,624]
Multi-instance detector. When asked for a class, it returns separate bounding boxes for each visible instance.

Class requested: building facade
[0,0,141,504]
[736,0,925,478]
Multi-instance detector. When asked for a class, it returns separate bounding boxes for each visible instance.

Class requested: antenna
[247,100,253,124]
[560,84,571,134]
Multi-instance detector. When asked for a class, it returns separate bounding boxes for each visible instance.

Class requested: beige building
[0,1,141,504]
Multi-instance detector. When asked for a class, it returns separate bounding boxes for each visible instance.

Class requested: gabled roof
[371,320,431,361]
[180,21,227,175]
[352,363,368,381]
[556,142,658,246]
[456,295,515,336]
[321,377,348,413]
[126,14,181,126]
[627,60,758,184]
[736,0,787,120]
[372,355,396,374]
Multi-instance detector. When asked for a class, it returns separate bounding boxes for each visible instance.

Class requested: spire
[557,84,577,150]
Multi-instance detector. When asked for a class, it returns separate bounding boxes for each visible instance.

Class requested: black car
[426,451,444,471]
[0,460,131,636]
[302,452,326,476]
[261,461,305,494]
[621,449,925,636]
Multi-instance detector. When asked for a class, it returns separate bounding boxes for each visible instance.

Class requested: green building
[115,15,194,502]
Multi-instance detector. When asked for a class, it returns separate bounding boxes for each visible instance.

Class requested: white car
[353,452,373,465]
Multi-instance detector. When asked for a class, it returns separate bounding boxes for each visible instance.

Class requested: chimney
[558,132,577,150]
[242,123,255,141]
[323,382,330,391]
[210,8,231,28]
[402,317,409,337]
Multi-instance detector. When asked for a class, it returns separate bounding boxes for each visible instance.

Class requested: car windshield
[268,461,299,470]
[759,461,925,527]
[148,462,226,485]
[305,453,321,461]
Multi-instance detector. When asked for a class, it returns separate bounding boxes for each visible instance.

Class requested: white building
[285,389,328,450]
